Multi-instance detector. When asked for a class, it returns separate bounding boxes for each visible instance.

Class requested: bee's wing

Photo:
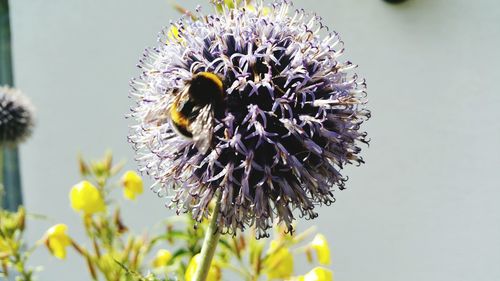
[189,104,214,154]
[175,87,191,112]
[144,89,187,126]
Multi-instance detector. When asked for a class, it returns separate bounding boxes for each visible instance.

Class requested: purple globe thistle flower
[129,0,370,238]
[0,86,35,146]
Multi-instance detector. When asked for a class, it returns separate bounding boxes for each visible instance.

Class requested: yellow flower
[45,224,71,259]
[70,181,105,215]
[185,254,221,281]
[297,267,334,281]
[152,249,173,268]
[121,170,144,200]
[311,234,331,265]
[264,240,294,279]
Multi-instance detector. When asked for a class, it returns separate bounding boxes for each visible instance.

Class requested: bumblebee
[169,72,224,153]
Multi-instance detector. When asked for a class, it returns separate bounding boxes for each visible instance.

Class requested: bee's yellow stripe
[170,102,189,128]
[197,72,223,94]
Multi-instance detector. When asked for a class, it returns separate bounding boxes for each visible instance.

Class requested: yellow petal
[69,181,105,215]
[168,26,180,41]
[49,239,67,259]
[185,254,221,281]
[302,267,334,281]
[152,249,173,268]
[45,224,71,260]
[264,240,294,279]
[311,234,331,265]
[121,171,144,200]
[166,25,185,45]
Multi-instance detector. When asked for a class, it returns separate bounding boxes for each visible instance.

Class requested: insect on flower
[168,72,224,154]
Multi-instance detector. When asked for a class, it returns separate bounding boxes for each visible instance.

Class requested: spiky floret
[129,0,370,238]
[0,86,35,145]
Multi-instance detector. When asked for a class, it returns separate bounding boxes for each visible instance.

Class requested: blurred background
[7,0,500,280]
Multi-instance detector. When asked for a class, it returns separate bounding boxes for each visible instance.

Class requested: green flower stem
[192,191,222,281]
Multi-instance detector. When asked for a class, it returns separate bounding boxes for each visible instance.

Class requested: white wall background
[9,0,500,280]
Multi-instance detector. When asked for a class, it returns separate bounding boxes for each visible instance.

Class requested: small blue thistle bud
[0,86,35,146]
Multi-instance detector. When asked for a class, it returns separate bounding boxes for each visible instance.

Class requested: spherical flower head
[129,0,370,237]
[185,253,221,281]
[0,86,35,145]
[152,249,173,268]
[121,170,144,200]
[69,181,106,215]
[44,224,71,259]
[311,233,331,265]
